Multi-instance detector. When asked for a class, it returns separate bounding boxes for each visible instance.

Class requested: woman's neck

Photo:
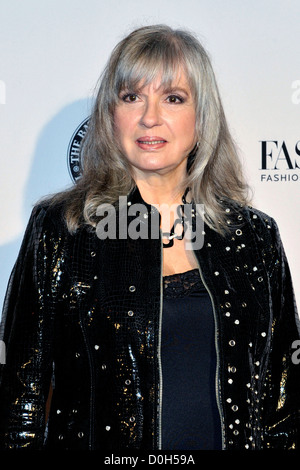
[134,173,186,207]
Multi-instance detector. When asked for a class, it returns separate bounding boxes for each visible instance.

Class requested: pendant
[162,188,191,249]
[162,211,186,248]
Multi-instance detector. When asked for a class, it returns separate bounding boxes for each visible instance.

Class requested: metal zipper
[157,232,164,450]
[156,224,225,449]
[196,259,226,450]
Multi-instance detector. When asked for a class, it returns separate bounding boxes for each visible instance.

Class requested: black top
[161,268,222,450]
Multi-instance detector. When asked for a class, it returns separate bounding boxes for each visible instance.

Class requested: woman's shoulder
[240,204,279,235]
[220,199,281,250]
[29,195,94,241]
[225,202,284,264]
[27,196,70,240]
[224,199,279,232]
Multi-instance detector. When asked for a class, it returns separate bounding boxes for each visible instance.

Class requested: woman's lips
[136,136,167,150]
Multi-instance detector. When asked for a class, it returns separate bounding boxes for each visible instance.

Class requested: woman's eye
[122,93,138,102]
[167,95,184,104]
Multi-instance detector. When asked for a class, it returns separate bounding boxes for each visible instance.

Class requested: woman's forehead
[119,65,192,92]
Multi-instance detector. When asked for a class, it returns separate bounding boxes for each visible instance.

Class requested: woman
[0,24,299,451]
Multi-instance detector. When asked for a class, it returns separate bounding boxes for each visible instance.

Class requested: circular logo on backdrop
[67,117,90,182]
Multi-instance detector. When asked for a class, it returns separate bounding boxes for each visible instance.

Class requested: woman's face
[114,68,197,181]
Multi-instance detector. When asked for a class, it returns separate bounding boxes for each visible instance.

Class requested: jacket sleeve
[0,205,63,449]
[263,218,300,449]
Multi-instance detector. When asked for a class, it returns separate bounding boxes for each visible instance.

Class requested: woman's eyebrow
[162,86,190,96]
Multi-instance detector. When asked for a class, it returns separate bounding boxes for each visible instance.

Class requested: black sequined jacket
[0,188,299,451]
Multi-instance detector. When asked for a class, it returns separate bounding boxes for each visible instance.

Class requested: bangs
[113,39,191,95]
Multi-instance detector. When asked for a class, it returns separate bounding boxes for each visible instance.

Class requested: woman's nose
[139,99,162,128]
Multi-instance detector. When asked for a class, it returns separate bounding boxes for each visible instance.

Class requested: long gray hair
[51,24,250,233]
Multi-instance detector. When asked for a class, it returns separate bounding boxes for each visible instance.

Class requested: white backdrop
[0,0,299,313]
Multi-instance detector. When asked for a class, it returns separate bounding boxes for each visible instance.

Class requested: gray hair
[52,24,250,232]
